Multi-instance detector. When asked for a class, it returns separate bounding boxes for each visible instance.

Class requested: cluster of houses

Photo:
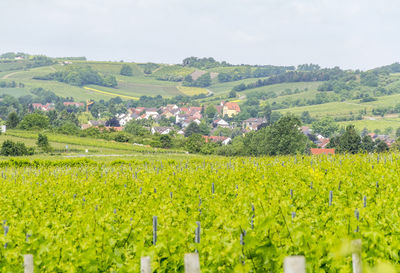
[29,99,396,151]
[367,133,395,146]
[32,102,84,112]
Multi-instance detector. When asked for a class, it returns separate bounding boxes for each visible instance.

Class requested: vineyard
[0,154,399,272]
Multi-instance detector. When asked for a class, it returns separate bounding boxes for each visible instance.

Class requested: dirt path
[1,71,20,79]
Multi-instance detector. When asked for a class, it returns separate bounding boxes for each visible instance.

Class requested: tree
[228,90,237,98]
[185,134,205,153]
[270,112,282,124]
[103,75,118,87]
[184,122,201,137]
[245,114,308,156]
[124,120,148,136]
[311,117,339,137]
[262,103,272,124]
[199,121,210,136]
[105,117,120,127]
[113,132,131,142]
[361,127,369,138]
[37,133,51,152]
[384,127,393,135]
[6,112,19,128]
[360,135,374,153]
[159,135,172,148]
[375,139,389,153]
[300,111,313,124]
[0,140,34,156]
[57,121,80,135]
[337,125,361,154]
[120,64,133,76]
[18,113,49,130]
[205,105,217,119]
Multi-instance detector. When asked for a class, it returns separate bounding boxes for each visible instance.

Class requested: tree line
[34,66,117,88]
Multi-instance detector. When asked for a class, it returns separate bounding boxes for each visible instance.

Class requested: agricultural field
[0,154,399,272]
[0,63,187,100]
[177,86,208,96]
[150,65,195,81]
[207,77,270,95]
[3,130,185,156]
[338,117,400,135]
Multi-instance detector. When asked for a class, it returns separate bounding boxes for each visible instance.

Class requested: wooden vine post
[140,256,151,273]
[184,253,201,273]
[283,256,306,273]
[352,239,362,273]
[24,254,34,273]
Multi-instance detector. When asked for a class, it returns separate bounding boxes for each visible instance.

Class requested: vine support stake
[140,256,151,273]
[352,239,362,273]
[153,216,157,245]
[24,254,34,273]
[283,256,306,273]
[184,253,201,273]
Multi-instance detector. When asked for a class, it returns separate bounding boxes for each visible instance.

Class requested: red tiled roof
[310,148,335,155]
[203,136,229,143]
[63,102,84,107]
[224,102,241,112]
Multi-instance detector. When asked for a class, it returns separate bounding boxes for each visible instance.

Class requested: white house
[151,126,173,135]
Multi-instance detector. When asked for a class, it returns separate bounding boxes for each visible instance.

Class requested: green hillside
[2,54,400,134]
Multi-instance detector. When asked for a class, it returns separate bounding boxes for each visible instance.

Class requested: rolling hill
[2,54,400,134]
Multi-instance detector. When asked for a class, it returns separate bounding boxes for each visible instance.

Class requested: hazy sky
[1,0,399,69]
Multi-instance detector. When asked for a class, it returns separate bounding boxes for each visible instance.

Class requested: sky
[1,0,400,70]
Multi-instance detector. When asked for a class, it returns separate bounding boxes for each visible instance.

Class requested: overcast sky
[1,0,399,70]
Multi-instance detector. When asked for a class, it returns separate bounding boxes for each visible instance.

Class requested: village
[28,99,380,155]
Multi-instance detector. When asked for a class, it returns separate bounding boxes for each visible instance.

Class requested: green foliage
[0,155,399,271]
[185,133,205,153]
[232,68,347,92]
[138,63,160,74]
[18,113,49,130]
[360,135,374,153]
[151,65,194,81]
[159,134,172,148]
[331,125,361,154]
[6,112,19,128]
[300,111,313,124]
[312,117,339,137]
[183,73,211,87]
[182,56,229,69]
[0,140,34,156]
[34,66,117,87]
[36,133,52,152]
[112,132,131,143]
[57,121,80,135]
[124,120,149,136]
[205,105,217,119]
[297,63,321,71]
[228,90,237,98]
[360,71,379,87]
[241,114,308,156]
[184,122,201,137]
[120,64,133,76]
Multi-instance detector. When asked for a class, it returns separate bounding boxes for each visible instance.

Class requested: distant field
[245,81,322,96]
[338,118,400,134]
[0,88,31,97]
[6,130,185,154]
[208,77,270,94]
[151,65,194,80]
[279,101,371,118]
[177,86,208,95]
[1,64,188,100]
